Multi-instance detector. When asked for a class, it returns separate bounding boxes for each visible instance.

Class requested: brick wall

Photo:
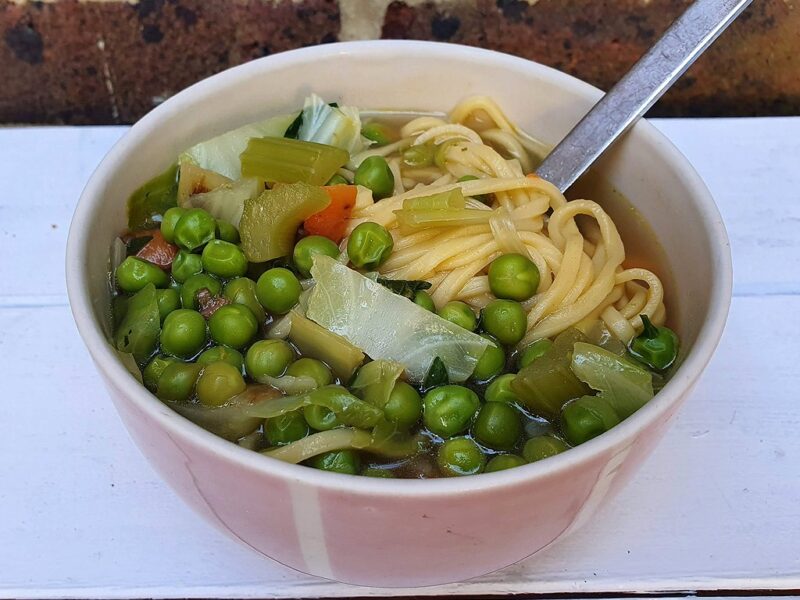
[1,0,797,124]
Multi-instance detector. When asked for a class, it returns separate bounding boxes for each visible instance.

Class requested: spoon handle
[535,0,752,193]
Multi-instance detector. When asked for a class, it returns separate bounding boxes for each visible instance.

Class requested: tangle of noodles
[345,96,667,347]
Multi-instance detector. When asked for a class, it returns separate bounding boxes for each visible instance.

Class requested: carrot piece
[303,185,357,243]
[136,230,179,270]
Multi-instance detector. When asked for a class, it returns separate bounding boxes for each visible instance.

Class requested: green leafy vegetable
[240,137,349,186]
[294,94,367,155]
[113,283,161,363]
[422,357,449,391]
[284,112,304,139]
[376,277,432,300]
[126,164,178,231]
[571,341,654,420]
[306,255,489,383]
[239,182,331,262]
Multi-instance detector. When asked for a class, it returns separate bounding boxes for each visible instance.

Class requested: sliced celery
[127,164,178,231]
[288,310,365,381]
[239,182,330,262]
[240,136,349,186]
[394,207,492,231]
[402,187,465,211]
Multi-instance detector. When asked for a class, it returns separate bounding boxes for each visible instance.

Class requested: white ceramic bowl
[66,41,732,587]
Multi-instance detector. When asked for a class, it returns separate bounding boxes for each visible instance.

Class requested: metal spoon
[535,0,753,193]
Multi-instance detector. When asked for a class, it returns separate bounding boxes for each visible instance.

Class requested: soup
[109,95,679,478]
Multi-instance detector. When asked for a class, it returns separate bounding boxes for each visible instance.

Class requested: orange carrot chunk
[303,185,357,243]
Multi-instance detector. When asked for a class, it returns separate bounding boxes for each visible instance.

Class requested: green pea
[156,288,181,322]
[171,250,203,283]
[517,338,553,369]
[115,256,169,293]
[326,174,349,186]
[437,437,486,477]
[222,277,266,322]
[245,339,294,379]
[457,175,490,204]
[485,454,526,473]
[472,335,505,382]
[160,207,187,243]
[628,314,679,371]
[173,208,217,251]
[208,304,258,349]
[561,395,620,446]
[293,235,340,277]
[481,299,527,345]
[304,405,341,431]
[362,467,395,478]
[488,253,540,301]
[142,355,176,392]
[402,144,435,168]
[384,382,422,429]
[308,450,361,475]
[256,268,302,315]
[361,122,397,146]
[286,358,332,388]
[201,240,248,278]
[180,273,221,309]
[437,301,477,331]
[156,362,202,403]
[423,385,480,438]
[354,156,394,200]
[473,401,522,450]
[522,436,569,463]
[347,222,394,270]
[484,373,520,404]
[414,290,436,312]
[197,346,244,372]
[215,220,240,244]
[196,361,246,407]
[160,309,207,358]
[264,411,309,446]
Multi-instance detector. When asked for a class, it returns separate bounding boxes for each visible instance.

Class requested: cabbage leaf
[296,94,368,156]
[181,177,260,227]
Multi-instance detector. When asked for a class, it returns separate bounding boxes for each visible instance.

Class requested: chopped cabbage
[306,255,489,383]
[182,178,260,227]
[297,94,368,156]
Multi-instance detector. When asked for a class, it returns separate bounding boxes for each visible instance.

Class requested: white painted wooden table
[1,118,798,599]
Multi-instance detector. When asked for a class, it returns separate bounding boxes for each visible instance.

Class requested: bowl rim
[66,40,732,496]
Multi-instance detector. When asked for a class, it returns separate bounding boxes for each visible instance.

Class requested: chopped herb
[376,277,432,300]
[422,357,449,391]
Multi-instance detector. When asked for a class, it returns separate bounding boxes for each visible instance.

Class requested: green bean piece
[155,288,181,322]
[160,206,187,243]
[484,373,520,404]
[287,358,333,388]
[561,395,621,445]
[180,273,221,309]
[384,382,423,429]
[196,361,247,407]
[142,355,176,392]
[245,339,295,379]
[522,436,569,463]
[485,454,526,473]
[215,220,240,244]
[173,208,217,251]
[473,401,523,450]
[354,156,394,199]
[423,385,480,438]
[488,253,540,301]
[197,346,245,372]
[156,362,202,403]
[437,437,486,477]
[471,335,505,382]
[628,314,679,371]
[308,450,361,475]
[264,411,310,446]
[293,235,340,277]
[160,309,207,358]
[201,240,248,278]
[347,222,394,269]
[116,256,169,293]
[256,268,302,315]
[303,405,342,431]
[413,290,436,312]
[208,304,258,349]
[517,338,553,369]
[171,250,203,283]
[402,144,435,168]
[222,277,266,323]
[481,299,527,345]
[437,301,478,332]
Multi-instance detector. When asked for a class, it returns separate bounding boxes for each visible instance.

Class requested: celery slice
[240,137,349,186]
[239,182,330,262]
[402,188,465,211]
[394,207,492,231]
[288,310,365,381]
